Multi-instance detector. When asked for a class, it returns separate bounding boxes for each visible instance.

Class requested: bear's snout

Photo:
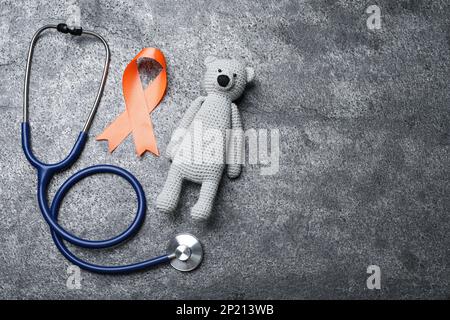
[217,74,230,87]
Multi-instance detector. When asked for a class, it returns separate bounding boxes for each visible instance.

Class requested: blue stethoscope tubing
[22,124,170,273]
[21,24,170,274]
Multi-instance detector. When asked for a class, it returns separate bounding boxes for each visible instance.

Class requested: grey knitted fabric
[156,56,255,220]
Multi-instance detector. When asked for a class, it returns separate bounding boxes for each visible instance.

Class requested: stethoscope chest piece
[168,234,203,272]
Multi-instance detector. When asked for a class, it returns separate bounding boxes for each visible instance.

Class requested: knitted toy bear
[156,56,255,220]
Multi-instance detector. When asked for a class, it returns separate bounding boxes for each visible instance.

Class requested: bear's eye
[233,73,237,78]
[218,69,222,73]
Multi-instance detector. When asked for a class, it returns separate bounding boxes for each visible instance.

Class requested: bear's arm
[178,96,206,128]
[227,103,243,179]
[166,96,205,159]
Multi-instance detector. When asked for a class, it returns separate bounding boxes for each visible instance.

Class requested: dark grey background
[0,0,449,299]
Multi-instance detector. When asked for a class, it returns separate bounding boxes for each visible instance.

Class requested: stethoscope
[21,23,203,273]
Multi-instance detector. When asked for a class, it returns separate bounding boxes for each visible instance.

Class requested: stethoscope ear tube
[23,24,110,131]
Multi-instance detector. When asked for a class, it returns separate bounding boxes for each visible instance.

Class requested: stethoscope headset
[21,23,203,274]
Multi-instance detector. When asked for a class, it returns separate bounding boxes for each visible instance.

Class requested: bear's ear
[204,55,217,65]
[245,67,255,83]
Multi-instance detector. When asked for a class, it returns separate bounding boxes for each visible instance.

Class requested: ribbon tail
[96,112,132,153]
[133,119,159,157]
[131,66,166,157]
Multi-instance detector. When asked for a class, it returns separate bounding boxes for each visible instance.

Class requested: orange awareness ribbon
[96,48,167,156]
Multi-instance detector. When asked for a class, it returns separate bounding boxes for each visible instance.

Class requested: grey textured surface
[0,0,449,299]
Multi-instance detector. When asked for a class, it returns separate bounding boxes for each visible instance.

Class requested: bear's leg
[156,165,184,213]
[191,179,220,220]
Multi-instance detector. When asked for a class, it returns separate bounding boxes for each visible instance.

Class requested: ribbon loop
[97,48,167,156]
